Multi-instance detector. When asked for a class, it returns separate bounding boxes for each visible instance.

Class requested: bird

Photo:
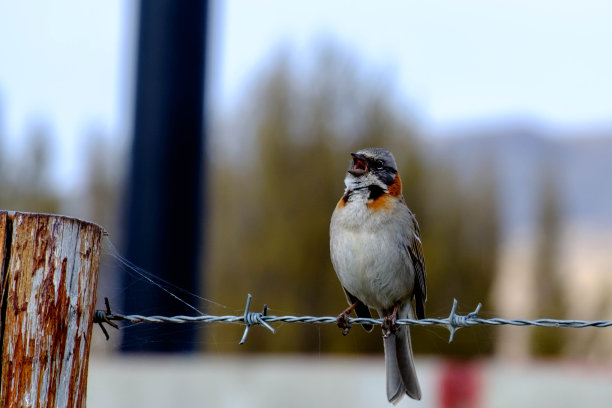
[329,147,427,403]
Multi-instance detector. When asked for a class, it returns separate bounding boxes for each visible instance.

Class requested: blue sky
[217,0,612,126]
[1,0,611,188]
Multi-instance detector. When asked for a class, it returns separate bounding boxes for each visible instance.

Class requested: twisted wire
[105,313,612,328]
[94,296,612,344]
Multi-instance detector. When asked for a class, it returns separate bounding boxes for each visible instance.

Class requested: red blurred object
[439,360,481,408]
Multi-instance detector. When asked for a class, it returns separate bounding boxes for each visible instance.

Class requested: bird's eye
[375,160,384,169]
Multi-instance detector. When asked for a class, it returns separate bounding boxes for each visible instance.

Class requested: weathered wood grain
[0,211,103,408]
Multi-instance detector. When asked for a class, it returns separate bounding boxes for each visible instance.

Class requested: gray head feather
[355,147,398,172]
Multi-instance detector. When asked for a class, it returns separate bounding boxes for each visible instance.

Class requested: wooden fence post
[0,211,103,407]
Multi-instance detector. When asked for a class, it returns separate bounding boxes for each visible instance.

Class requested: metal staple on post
[94,295,612,344]
[93,297,119,341]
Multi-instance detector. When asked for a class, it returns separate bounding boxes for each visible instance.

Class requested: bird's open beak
[349,153,368,176]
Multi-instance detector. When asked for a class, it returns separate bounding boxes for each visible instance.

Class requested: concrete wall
[87,356,612,408]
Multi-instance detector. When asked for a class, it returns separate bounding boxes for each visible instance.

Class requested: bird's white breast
[330,193,415,312]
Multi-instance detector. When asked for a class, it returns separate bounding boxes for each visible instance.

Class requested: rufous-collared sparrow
[330,147,426,403]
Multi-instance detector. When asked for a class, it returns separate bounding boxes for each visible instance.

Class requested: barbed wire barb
[239,293,275,345]
[446,299,482,343]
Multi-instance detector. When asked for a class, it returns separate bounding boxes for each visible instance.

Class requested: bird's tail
[383,303,421,403]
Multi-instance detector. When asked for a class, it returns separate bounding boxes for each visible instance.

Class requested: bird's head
[344,147,400,194]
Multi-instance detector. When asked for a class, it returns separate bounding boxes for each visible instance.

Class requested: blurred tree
[205,43,501,356]
[531,163,566,355]
[81,134,122,234]
[0,125,60,213]
[411,157,500,356]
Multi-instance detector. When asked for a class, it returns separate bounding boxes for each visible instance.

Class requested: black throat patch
[342,185,387,203]
[367,185,386,200]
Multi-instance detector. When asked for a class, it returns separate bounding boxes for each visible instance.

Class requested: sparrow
[330,148,426,403]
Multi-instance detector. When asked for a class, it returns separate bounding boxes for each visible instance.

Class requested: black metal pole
[121,0,207,352]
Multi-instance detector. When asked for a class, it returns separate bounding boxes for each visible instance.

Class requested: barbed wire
[94,294,612,344]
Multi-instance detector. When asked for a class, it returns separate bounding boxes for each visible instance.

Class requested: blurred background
[1,0,612,407]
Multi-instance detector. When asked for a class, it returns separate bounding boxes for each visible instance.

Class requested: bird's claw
[382,314,398,338]
[336,312,352,336]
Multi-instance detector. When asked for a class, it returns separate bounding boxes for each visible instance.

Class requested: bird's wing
[407,212,427,319]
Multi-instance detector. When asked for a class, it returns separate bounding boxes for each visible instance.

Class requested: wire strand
[94,296,612,344]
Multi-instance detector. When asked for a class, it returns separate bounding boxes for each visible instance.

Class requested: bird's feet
[336,311,352,336]
[337,300,362,336]
[382,304,401,338]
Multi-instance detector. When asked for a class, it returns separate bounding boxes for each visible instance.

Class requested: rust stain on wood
[0,211,103,408]
[0,212,11,351]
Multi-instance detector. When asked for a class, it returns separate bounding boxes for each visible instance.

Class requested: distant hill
[428,121,612,235]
